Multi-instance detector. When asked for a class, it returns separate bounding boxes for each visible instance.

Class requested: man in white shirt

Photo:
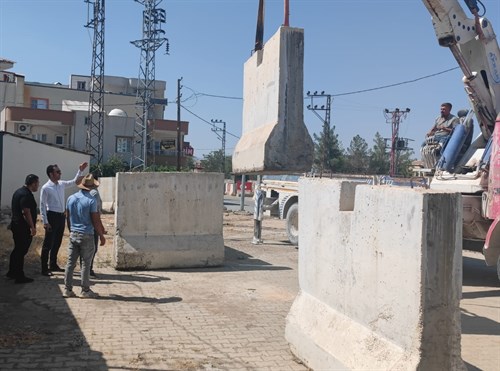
[40,162,87,276]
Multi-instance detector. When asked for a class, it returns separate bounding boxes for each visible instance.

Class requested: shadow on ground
[462,255,499,288]
[0,245,108,370]
[168,246,293,273]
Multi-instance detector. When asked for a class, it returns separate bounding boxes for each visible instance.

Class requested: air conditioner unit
[16,123,31,134]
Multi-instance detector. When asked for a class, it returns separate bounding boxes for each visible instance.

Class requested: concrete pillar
[232,26,313,174]
[285,178,465,370]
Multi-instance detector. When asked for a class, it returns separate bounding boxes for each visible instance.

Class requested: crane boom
[422,0,500,140]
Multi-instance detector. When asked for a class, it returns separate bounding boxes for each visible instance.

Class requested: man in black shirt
[7,174,40,283]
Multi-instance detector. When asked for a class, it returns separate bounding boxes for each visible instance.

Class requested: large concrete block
[98,177,115,213]
[232,26,313,174]
[114,172,224,269]
[286,178,465,370]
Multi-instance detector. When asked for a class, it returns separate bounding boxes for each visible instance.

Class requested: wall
[285,178,465,370]
[114,172,224,269]
[97,177,115,213]
[0,132,91,210]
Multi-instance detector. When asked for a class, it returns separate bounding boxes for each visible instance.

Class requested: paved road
[0,214,498,370]
[224,195,255,213]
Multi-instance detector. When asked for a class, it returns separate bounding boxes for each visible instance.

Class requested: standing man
[88,172,104,277]
[6,174,39,284]
[40,162,87,276]
[425,102,460,144]
[64,174,105,298]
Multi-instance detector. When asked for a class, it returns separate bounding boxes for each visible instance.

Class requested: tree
[91,155,128,177]
[345,135,369,173]
[396,149,416,177]
[369,132,390,174]
[200,150,232,178]
[312,124,345,175]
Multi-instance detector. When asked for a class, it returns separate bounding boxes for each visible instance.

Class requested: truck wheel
[286,203,299,246]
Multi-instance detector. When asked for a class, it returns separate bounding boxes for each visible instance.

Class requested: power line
[182,67,460,101]
[332,67,460,97]
[0,66,459,110]
[180,104,240,139]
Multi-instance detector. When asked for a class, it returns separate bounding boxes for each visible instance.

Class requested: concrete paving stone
[2,214,497,370]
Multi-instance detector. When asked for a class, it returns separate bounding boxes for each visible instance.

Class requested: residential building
[0,59,193,168]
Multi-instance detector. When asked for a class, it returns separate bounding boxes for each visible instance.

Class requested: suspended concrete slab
[232,26,313,174]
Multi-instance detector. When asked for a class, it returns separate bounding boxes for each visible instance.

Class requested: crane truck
[263,0,500,281]
[421,0,500,281]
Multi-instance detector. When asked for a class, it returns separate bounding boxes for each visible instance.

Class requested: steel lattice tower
[85,0,105,169]
[130,0,168,170]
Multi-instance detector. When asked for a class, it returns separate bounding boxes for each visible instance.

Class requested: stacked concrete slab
[232,26,313,174]
[97,177,115,213]
[113,172,224,269]
[286,178,465,370]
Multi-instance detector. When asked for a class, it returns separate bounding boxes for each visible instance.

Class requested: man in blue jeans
[64,174,105,299]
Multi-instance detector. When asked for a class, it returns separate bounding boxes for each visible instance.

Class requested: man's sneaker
[64,289,77,298]
[49,265,65,272]
[90,270,97,278]
[80,289,99,299]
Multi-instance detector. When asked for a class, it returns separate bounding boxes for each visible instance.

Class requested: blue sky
[1,0,500,160]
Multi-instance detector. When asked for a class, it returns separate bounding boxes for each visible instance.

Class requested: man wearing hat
[63,174,106,298]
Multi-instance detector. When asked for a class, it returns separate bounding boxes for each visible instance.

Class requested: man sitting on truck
[425,102,460,145]
[421,102,460,169]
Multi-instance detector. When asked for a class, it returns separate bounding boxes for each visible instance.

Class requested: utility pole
[84,0,105,172]
[176,77,182,171]
[306,90,332,176]
[384,108,411,177]
[210,119,227,174]
[130,0,169,170]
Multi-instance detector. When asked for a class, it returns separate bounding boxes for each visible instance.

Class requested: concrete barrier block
[114,172,224,269]
[232,26,313,174]
[286,178,465,370]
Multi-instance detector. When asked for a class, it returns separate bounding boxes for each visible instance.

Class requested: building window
[32,134,47,142]
[116,137,132,153]
[55,135,64,145]
[30,98,48,109]
[77,81,86,90]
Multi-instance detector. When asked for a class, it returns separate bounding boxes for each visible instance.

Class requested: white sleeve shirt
[40,169,82,224]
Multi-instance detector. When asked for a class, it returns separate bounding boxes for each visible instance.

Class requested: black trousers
[9,222,33,279]
[41,211,66,270]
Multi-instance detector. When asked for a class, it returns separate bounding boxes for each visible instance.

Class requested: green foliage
[396,149,416,177]
[345,135,370,173]
[312,123,345,175]
[90,155,128,177]
[144,164,177,172]
[369,132,390,174]
[200,150,232,178]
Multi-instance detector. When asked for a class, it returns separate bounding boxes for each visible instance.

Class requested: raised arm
[61,162,88,187]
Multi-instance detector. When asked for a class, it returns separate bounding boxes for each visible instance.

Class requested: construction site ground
[0,211,499,370]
